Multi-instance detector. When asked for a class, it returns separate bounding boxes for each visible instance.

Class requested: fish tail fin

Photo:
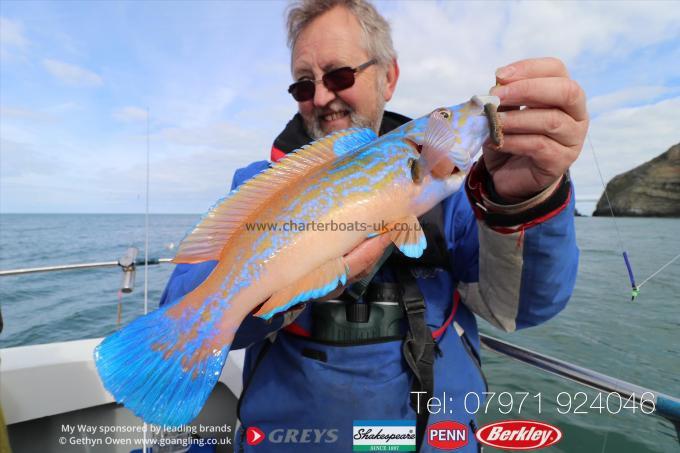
[94,291,235,427]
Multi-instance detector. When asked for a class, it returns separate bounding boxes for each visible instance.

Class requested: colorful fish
[94,95,501,427]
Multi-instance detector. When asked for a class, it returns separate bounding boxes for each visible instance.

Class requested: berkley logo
[476,420,562,450]
[427,420,468,450]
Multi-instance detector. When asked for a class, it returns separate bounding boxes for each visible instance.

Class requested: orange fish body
[94,95,500,426]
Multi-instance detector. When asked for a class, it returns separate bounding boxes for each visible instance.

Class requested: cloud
[588,86,676,116]
[570,96,680,200]
[155,121,267,151]
[0,17,29,61]
[0,17,29,49]
[0,138,64,177]
[113,106,148,122]
[42,58,103,86]
[385,1,680,116]
[155,86,237,128]
[87,144,264,213]
[0,106,55,122]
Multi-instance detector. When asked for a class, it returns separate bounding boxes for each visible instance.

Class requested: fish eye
[438,110,451,119]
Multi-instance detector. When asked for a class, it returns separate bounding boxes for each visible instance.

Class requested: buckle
[403,297,426,315]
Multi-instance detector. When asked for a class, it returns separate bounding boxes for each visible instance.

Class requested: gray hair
[286,0,397,67]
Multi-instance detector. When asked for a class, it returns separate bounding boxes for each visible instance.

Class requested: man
[161,1,586,451]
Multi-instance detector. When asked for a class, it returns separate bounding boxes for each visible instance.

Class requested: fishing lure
[94,95,501,427]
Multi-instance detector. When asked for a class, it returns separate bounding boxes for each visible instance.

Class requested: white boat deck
[1,339,244,452]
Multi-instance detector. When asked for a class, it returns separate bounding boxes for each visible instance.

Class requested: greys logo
[266,428,339,444]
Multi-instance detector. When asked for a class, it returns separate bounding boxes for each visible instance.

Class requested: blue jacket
[160,156,578,452]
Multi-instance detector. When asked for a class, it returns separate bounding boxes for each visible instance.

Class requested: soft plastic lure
[94,95,501,427]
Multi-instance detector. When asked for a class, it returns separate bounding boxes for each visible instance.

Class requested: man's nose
[313,82,335,108]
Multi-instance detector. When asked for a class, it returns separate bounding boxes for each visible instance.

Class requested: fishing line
[144,107,150,318]
[143,106,150,453]
[588,135,679,297]
[637,252,680,289]
[587,135,639,299]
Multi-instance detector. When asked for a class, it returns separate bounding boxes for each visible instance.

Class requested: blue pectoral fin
[387,215,427,258]
[94,300,232,427]
[253,257,348,320]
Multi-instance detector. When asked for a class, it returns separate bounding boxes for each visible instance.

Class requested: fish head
[403,95,501,213]
[423,95,500,176]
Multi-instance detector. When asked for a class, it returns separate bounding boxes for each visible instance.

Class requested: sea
[1,214,678,452]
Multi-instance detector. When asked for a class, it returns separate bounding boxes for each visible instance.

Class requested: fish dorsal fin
[173,127,378,264]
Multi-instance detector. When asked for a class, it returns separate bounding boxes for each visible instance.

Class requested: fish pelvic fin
[94,291,236,427]
[253,257,348,320]
[386,215,427,258]
[173,128,378,264]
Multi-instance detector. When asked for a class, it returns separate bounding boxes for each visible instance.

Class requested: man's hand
[486,57,589,202]
[321,233,394,301]
[270,234,393,322]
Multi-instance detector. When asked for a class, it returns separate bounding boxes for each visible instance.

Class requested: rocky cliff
[593,143,680,217]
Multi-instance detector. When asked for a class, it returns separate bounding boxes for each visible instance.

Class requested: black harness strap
[395,266,435,452]
[236,338,274,453]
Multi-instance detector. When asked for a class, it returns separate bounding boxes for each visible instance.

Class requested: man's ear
[382,58,399,102]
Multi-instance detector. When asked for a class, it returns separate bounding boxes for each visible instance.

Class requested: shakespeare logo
[353,420,416,451]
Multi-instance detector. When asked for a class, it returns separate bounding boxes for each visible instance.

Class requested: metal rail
[0,258,172,277]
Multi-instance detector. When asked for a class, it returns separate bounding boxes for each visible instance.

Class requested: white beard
[303,98,385,140]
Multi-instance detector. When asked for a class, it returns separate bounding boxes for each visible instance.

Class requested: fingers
[344,233,393,280]
[491,77,588,122]
[313,234,393,302]
[499,108,586,148]
[492,134,577,176]
[495,57,569,82]
[483,57,588,200]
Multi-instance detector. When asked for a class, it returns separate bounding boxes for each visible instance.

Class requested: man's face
[291,6,391,139]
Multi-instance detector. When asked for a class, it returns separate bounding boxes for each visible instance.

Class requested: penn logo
[426,420,468,450]
[475,420,562,450]
[246,426,265,446]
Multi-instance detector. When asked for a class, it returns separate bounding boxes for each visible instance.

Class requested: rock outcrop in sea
[593,143,680,217]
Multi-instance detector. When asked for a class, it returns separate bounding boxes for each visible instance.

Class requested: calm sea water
[1,214,678,452]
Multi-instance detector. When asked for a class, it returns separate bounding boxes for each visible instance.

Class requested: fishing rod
[480,334,680,442]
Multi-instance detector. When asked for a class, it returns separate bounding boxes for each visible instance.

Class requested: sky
[1,0,679,214]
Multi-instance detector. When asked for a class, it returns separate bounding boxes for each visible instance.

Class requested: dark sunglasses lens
[323,67,355,91]
[289,81,315,102]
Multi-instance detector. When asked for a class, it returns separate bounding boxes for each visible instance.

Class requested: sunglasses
[288,58,378,102]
